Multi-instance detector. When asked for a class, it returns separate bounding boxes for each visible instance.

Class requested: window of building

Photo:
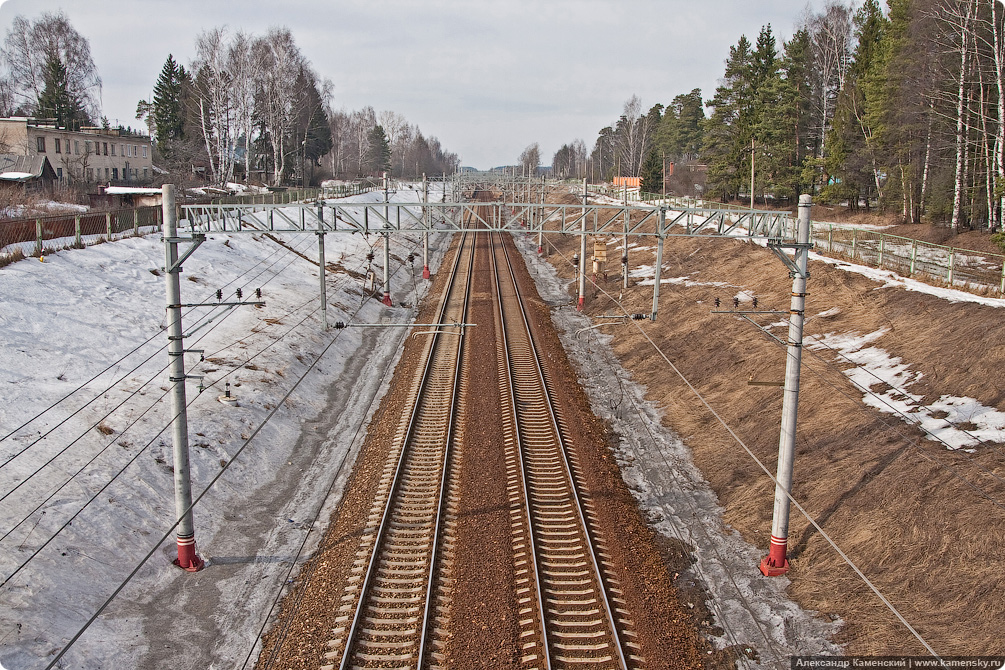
[64,137,71,154]
[105,167,109,180]
[57,167,63,180]
[143,167,148,179]
[112,167,118,180]
[86,168,93,181]
[111,144,116,156]
[103,142,108,155]
[142,146,148,158]
[74,141,79,154]
[36,136,46,152]
[54,138,61,153]
[85,140,92,153]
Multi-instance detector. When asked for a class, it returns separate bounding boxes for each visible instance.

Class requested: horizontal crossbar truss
[180,200,798,242]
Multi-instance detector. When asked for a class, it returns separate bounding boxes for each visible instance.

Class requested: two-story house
[0,117,154,184]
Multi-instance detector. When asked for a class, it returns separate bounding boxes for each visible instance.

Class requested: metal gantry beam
[180,200,799,241]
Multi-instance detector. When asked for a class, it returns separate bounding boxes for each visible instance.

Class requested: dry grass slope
[539,203,1005,655]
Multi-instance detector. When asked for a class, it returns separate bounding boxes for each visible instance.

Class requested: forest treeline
[552,0,1005,229]
[0,13,460,188]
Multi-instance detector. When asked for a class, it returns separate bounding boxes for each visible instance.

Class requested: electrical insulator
[752,297,758,308]
[572,253,579,266]
[333,321,347,329]
[714,297,721,308]
[216,289,223,302]
[407,253,415,264]
[236,288,243,300]
[732,297,739,308]
[631,313,647,320]
[366,252,374,262]
[256,288,262,299]
[621,255,628,265]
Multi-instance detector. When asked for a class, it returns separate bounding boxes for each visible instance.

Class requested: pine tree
[639,147,663,194]
[36,51,85,129]
[656,88,704,161]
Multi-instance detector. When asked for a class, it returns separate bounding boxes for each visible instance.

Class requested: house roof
[0,154,55,182]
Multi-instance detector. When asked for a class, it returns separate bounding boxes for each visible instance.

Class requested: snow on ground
[514,233,841,668]
[0,184,451,668]
[0,200,90,219]
[806,252,1005,308]
[807,329,1005,449]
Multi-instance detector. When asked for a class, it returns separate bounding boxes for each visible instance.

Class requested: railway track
[319,198,637,669]
[489,230,638,670]
[322,230,474,670]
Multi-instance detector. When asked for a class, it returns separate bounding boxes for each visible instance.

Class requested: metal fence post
[35,218,42,256]
[133,209,140,237]
[947,248,955,285]
[878,235,885,268]
[910,240,917,275]
[74,214,82,248]
[852,229,857,259]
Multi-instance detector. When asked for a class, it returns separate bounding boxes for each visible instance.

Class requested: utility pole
[578,178,587,310]
[651,206,665,321]
[750,138,756,212]
[162,184,204,573]
[537,174,545,254]
[422,174,431,279]
[317,202,328,330]
[760,194,812,577]
[382,172,392,306]
[622,199,630,290]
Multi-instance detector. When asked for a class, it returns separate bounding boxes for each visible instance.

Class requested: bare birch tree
[193,27,236,185]
[1,11,101,120]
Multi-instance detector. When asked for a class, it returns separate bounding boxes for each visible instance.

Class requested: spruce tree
[151,55,187,158]
[704,35,755,201]
[36,51,85,129]
[366,125,392,175]
[826,0,889,208]
[639,147,663,194]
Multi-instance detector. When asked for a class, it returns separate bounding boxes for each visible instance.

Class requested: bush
[991,232,1005,253]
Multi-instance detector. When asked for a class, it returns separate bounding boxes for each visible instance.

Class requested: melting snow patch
[809,330,1005,448]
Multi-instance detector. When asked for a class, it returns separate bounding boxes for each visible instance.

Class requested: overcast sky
[0,0,821,170]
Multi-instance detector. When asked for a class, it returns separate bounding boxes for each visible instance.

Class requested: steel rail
[492,228,629,669]
[333,230,474,670]
[486,214,553,670]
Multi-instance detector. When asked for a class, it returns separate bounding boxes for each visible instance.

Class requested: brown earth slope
[538,201,1005,655]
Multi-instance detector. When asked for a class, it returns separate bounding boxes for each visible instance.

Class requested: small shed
[0,154,56,191]
[89,186,163,209]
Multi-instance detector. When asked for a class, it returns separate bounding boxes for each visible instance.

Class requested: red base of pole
[759,534,790,576]
[537,246,542,254]
[577,295,585,310]
[422,266,430,279]
[174,536,204,572]
[382,292,393,306]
